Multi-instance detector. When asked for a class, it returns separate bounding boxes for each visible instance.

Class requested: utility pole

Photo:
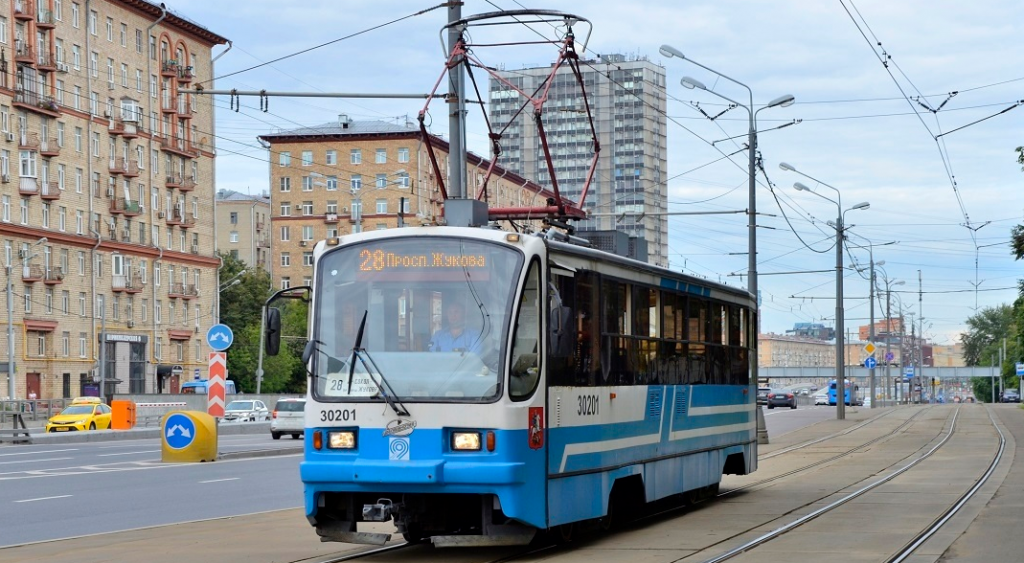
[918,270,924,403]
[447,1,466,199]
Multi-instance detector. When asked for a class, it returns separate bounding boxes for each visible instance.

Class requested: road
[0,405,833,548]
[0,434,303,547]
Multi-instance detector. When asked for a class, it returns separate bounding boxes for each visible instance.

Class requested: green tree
[960,305,1013,366]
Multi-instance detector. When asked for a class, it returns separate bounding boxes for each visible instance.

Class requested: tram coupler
[362,499,394,522]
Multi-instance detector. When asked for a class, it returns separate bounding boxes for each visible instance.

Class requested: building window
[280,226,290,241]
[301,176,313,191]
[302,201,313,216]
[375,149,386,164]
[303,252,313,267]
[229,231,238,243]
[325,150,337,165]
[279,177,291,192]
[279,151,290,167]
[351,175,362,191]
[326,176,337,191]
[301,150,312,166]
[396,172,410,188]
[350,149,361,164]
[281,253,290,267]
[281,277,291,290]
[398,147,410,163]
[376,174,387,189]
[280,202,291,216]
[229,211,238,224]
[302,226,313,241]
[376,199,387,214]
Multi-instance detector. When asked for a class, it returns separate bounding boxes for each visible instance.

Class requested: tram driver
[429,301,482,353]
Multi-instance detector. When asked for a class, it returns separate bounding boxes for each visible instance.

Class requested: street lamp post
[780,164,869,420]
[6,237,47,400]
[848,236,897,408]
[659,44,794,391]
[878,271,905,405]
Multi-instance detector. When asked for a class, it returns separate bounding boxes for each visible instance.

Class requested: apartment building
[214,190,270,271]
[258,115,559,289]
[489,54,669,266]
[0,0,227,400]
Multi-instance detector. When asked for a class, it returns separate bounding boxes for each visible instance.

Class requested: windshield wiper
[346,310,410,417]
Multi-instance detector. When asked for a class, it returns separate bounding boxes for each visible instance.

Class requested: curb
[7,421,273,445]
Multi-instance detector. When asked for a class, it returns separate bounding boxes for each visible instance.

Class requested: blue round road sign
[206,323,234,352]
[865,357,877,369]
[164,413,196,450]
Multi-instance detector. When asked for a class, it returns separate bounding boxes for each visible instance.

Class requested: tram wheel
[556,522,574,543]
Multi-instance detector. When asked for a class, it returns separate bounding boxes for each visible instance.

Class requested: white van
[270,398,306,440]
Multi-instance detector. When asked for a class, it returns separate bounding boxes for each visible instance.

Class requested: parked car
[271,398,306,440]
[45,398,113,432]
[767,390,797,409]
[222,400,270,422]
[757,387,771,405]
[814,391,829,406]
[1001,389,1021,403]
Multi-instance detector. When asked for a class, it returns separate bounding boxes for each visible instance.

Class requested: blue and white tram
[263,226,758,546]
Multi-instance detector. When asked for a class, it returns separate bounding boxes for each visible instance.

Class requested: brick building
[0,0,226,399]
[214,190,270,271]
[258,116,558,289]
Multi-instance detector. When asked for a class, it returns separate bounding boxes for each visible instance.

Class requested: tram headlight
[328,431,357,449]
[452,431,481,451]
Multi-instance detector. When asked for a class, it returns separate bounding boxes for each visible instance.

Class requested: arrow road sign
[206,324,234,352]
[865,357,877,369]
[164,413,196,450]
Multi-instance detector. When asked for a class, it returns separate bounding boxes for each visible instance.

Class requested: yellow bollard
[161,411,218,462]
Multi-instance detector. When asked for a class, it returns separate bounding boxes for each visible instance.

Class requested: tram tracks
[688,405,1007,563]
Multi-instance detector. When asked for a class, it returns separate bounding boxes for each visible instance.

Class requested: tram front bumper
[301,459,528,485]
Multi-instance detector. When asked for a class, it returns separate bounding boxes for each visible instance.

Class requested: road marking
[0,457,74,465]
[14,495,73,503]
[199,478,239,484]
[96,451,158,457]
[0,449,78,457]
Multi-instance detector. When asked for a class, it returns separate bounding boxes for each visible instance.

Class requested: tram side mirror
[265,307,281,356]
[301,339,315,366]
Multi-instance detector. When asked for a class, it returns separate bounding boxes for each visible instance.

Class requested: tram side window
[548,271,576,385]
[572,271,600,386]
[509,261,541,400]
[687,298,708,384]
[601,278,628,385]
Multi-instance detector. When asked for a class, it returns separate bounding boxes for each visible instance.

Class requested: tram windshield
[311,237,524,402]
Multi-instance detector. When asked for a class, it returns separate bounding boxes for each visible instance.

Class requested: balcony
[177,66,194,83]
[122,159,141,178]
[158,136,198,159]
[166,209,183,226]
[108,119,141,139]
[36,7,54,28]
[256,237,269,248]
[40,181,60,201]
[22,264,43,282]
[13,89,61,118]
[14,0,34,20]
[110,198,143,217]
[255,220,265,230]
[39,137,60,156]
[161,59,179,77]
[161,96,177,113]
[178,175,196,192]
[43,266,64,285]
[19,132,40,151]
[18,178,38,196]
[112,275,143,294]
[177,212,196,229]
[324,213,339,224]
[36,52,56,72]
[108,158,126,175]
[14,41,34,63]
[177,98,193,118]
[168,282,199,300]
[165,174,182,189]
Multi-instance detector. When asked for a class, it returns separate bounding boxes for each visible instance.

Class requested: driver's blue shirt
[429,329,481,352]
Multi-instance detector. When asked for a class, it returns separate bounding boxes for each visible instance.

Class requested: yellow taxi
[45,397,113,432]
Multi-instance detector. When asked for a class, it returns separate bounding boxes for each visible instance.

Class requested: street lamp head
[875,260,885,267]
[659,44,685,59]
[894,281,906,287]
[33,237,47,246]
[851,201,871,211]
[767,94,796,108]
[779,162,797,172]
[680,76,706,90]
[793,181,812,192]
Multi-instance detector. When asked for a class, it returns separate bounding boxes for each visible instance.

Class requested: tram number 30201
[320,409,356,422]
[577,394,599,416]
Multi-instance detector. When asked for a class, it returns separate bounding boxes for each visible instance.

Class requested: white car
[223,400,270,422]
[270,398,306,440]
[813,392,829,406]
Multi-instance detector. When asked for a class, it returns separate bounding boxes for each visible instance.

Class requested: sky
[168,0,1022,347]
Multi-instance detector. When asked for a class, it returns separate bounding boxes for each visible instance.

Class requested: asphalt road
[0,406,837,548]
[0,434,304,547]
